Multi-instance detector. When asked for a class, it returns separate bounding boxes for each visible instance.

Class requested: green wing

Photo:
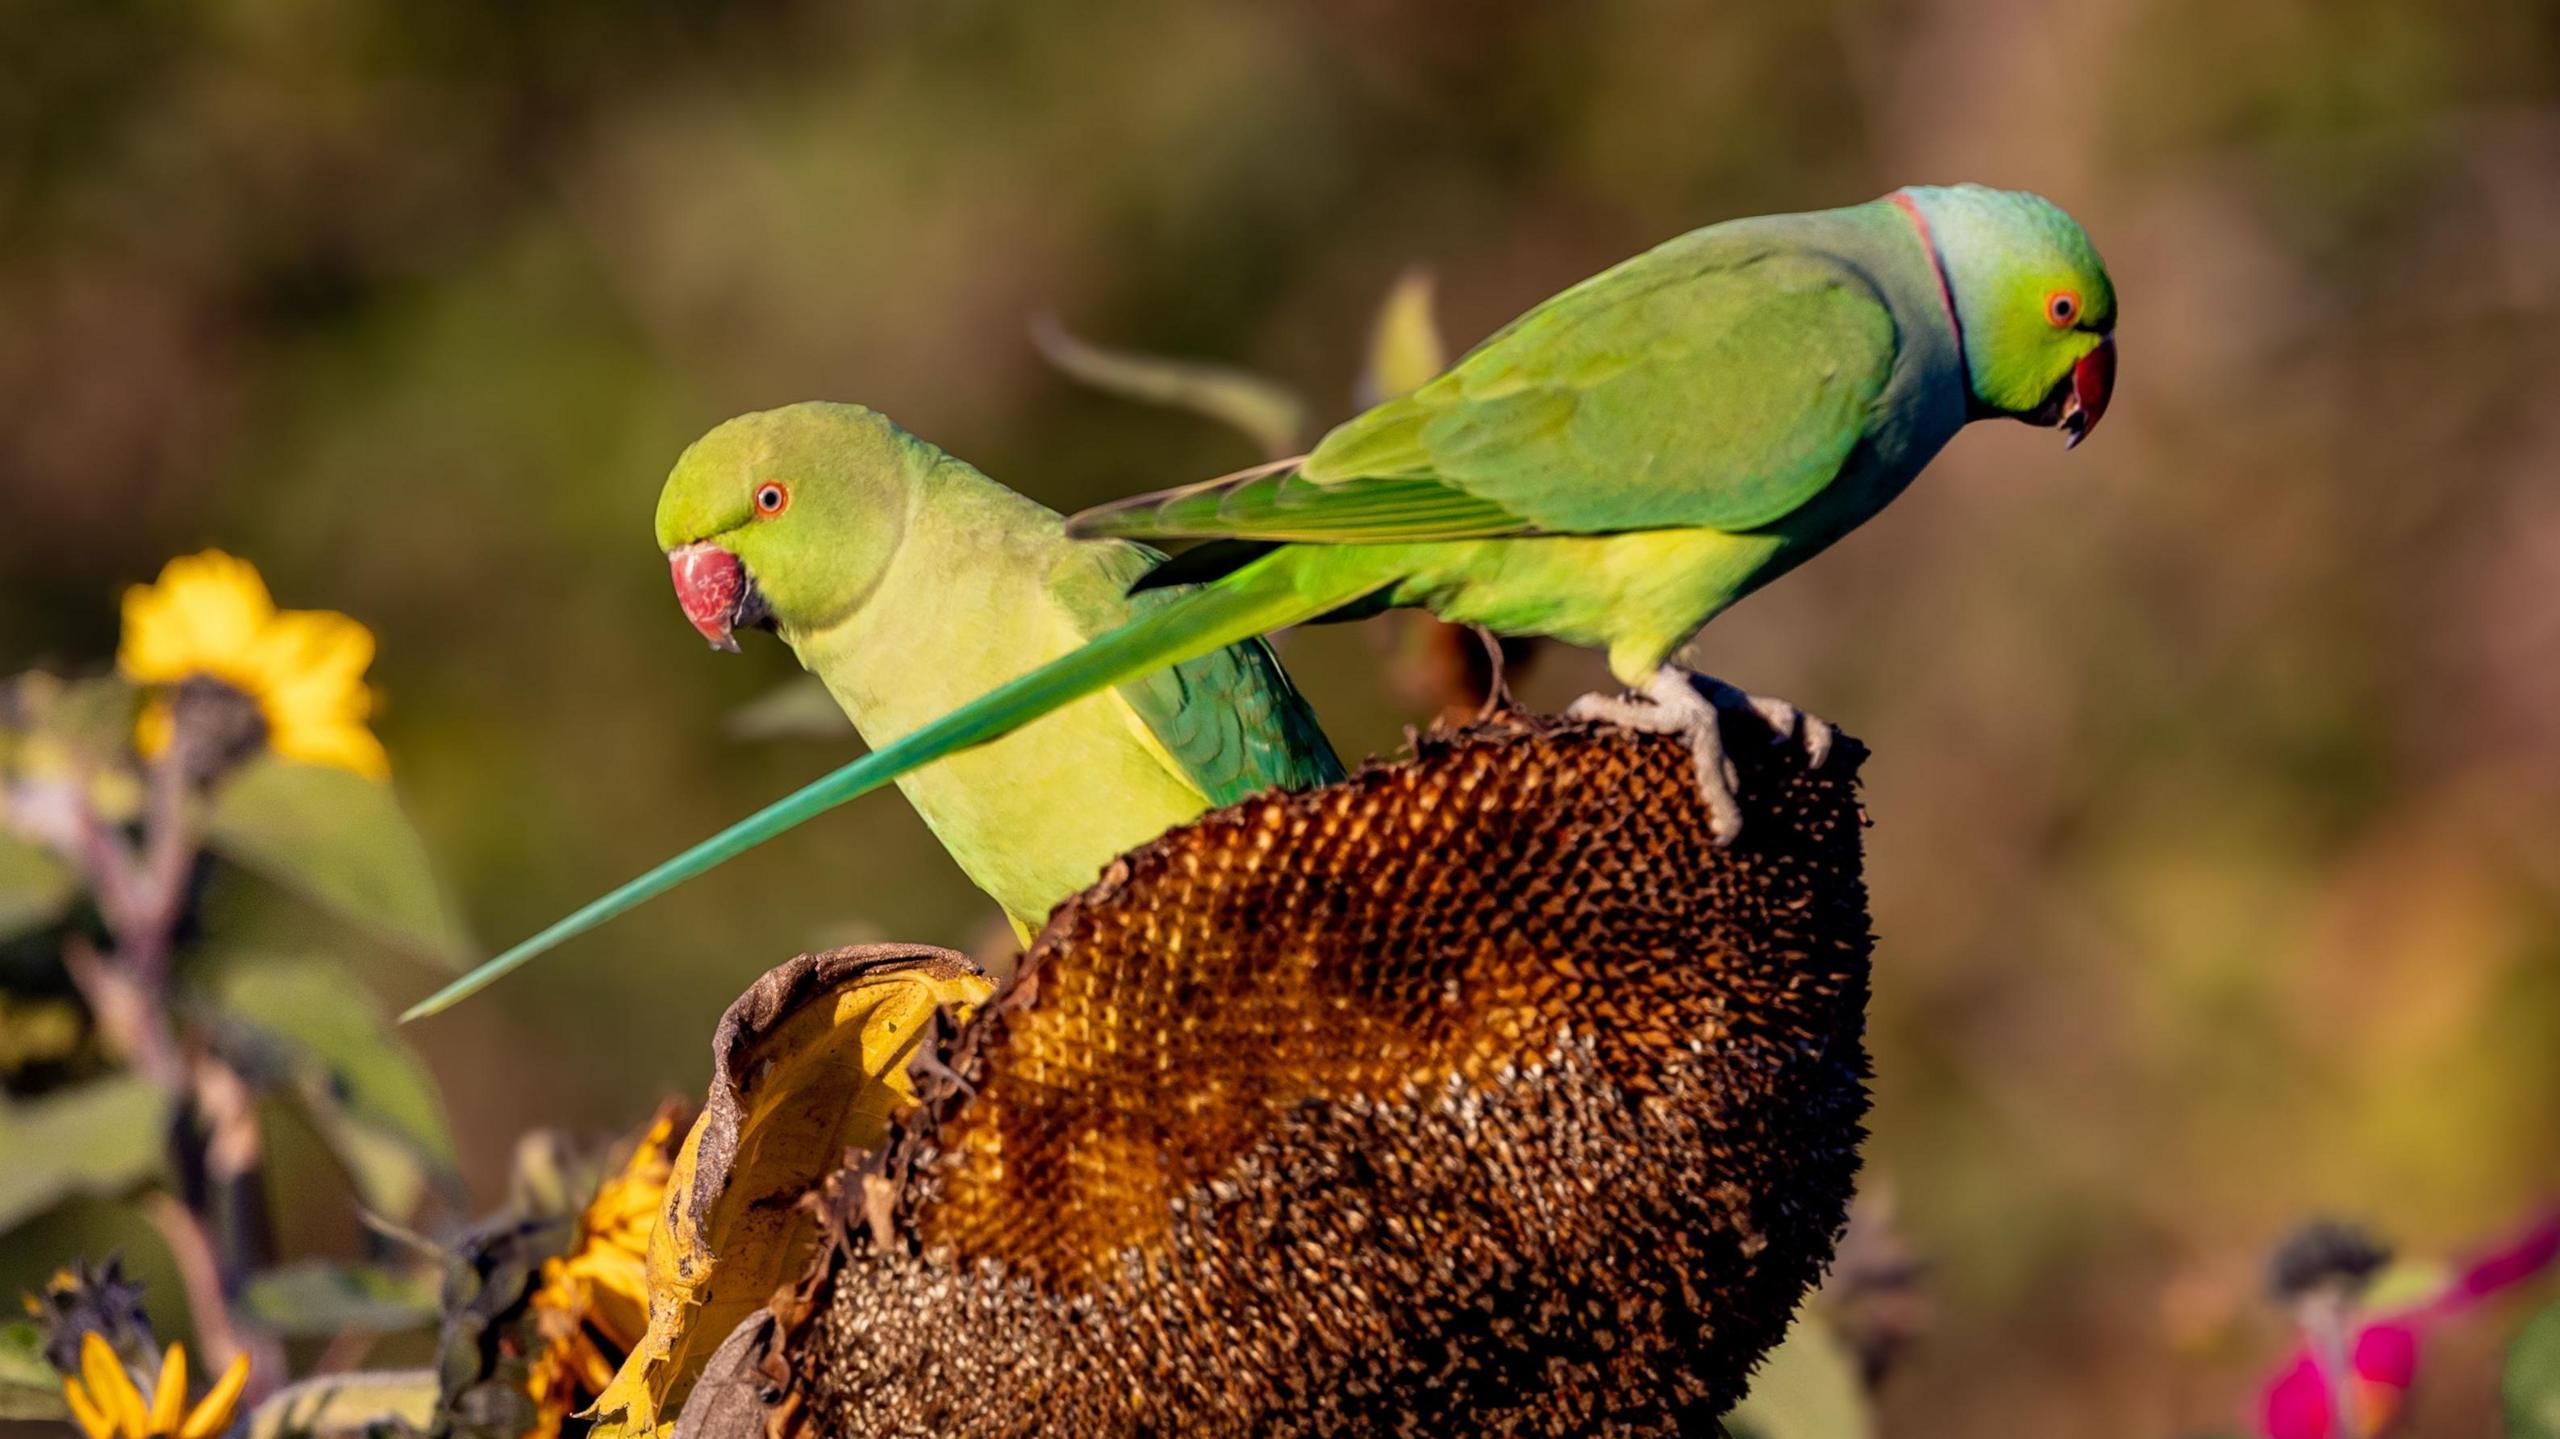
[1073,236,1898,544]
[1070,541,1345,805]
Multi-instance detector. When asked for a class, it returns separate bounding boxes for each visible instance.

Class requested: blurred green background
[4,0,2557,1430]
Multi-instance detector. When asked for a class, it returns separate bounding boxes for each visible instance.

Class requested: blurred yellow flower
[61,1333,248,1439]
[524,1105,683,1438]
[118,550,389,780]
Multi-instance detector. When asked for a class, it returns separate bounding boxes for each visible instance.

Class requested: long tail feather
[401,554,1372,1022]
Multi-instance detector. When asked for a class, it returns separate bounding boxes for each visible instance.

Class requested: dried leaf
[589,946,990,1434]
[428,1207,577,1437]
[206,757,472,967]
[0,1073,167,1231]
[1355,267,1447,408]
[1031,312,1307,459]
[665,1310,777,1439]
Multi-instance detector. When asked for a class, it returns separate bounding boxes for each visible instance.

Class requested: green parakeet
[401,406,1339,1018]
[669,404,1341,941]
[406,183,2114,1021]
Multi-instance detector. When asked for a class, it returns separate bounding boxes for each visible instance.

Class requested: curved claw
[1798,714,1836,769]
[1567,672,1746,845]
[1566,667,1837,847]
[1704,677,1834,769]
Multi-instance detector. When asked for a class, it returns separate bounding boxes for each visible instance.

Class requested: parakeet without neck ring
[662,404,1340,941]
[405,182,2114,1021]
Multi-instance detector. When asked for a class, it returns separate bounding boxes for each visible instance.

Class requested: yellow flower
[61,1333,248,1439]
[118,550,389,781]
[523,1105,683,1438]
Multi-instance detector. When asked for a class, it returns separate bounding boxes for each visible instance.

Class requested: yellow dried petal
[147,1343,186,1435]
[78,1334,145,1439]
[176,1353,248,1439]
[591,951,991,1431]
[62,1377,116,1439]
[572,1336,619,1391]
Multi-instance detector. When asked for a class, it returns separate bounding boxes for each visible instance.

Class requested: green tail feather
[401,554,1370,1022]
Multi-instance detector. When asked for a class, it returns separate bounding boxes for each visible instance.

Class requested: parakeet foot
[1566,668,1833,845]
[1708,680,1836,771]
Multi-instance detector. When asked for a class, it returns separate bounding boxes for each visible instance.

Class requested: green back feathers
[1076,242,1903,547]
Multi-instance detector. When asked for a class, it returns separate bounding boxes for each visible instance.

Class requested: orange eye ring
[754,482,790,517]
[2045,290,2081,328]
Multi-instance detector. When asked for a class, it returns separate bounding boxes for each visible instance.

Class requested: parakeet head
[1899,185,2117,448]
[656,402,923,650]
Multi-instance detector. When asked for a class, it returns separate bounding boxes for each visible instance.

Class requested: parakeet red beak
[2060,334,2115,450]
[669,542,748,652]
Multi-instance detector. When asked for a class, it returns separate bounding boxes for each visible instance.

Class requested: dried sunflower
[522,1105,683,1437]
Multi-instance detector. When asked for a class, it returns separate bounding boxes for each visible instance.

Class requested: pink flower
[2257,1209,2559,1439]
[2261,1322,2418,1439]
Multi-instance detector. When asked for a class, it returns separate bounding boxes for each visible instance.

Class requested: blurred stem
[190,1056,275,1290]
[128,730,199,984]
[141,1192,245,1367]
[2296,1291,2359,1439]
[56,715,278,1398]
[143,1191,283,1399]
[62,936,182,1091]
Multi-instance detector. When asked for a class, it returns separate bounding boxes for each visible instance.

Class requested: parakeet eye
[2045,290,2081,327]
[754,483,790,517]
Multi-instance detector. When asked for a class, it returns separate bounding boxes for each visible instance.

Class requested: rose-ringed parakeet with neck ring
[405,183,2113,1020]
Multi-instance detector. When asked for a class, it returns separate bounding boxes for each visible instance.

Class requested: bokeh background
[5,0,2558,1431]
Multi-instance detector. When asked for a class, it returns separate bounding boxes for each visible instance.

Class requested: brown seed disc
[794,711,1874,1437]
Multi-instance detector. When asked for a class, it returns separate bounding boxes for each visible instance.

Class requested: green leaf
[2508,1296,2560,1439]
[0,1073,168,1232]
[1726,1314,1874,1439]
[0,835,75,941]
[245,1368,441,1438]
[1356,267,1447,408]
[206,756,472,967]
[1031,312,1307,459]
[204,952,459,1217]
[724,676,855,743]
[0,1318,70,1421]
[241,1260,441,1337]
